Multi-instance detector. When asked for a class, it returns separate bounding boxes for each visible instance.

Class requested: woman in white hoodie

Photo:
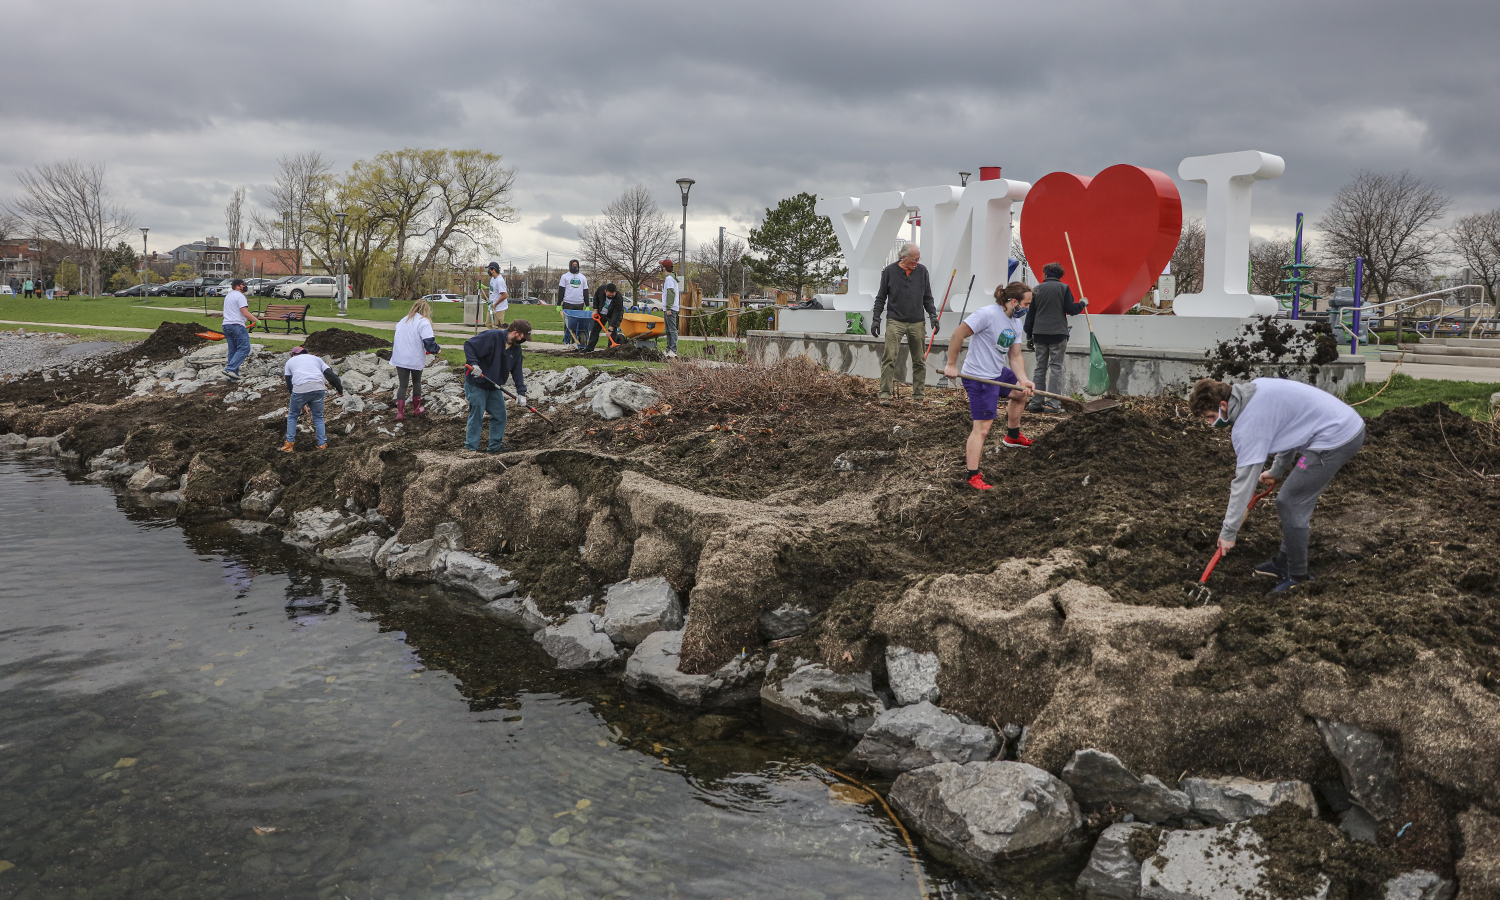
[390,299,441,421]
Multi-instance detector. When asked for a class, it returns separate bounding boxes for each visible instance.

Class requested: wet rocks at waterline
[848,701,997,774]
[889,760,1083,864]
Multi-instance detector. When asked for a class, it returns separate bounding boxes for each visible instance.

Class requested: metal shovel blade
[1080,397,1121,414]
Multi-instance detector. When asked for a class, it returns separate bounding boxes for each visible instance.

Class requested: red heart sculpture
[1019,164,1182,315]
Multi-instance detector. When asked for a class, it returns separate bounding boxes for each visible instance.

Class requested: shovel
[463,364,557,429]
[956,373,1120,414]
[1187,487,1275,603]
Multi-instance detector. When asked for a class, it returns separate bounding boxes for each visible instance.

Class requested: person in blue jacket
[463,320,530,453]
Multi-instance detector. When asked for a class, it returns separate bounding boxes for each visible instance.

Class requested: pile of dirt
[1204,316,1341,381]
[590,345,664,362]
[112,321,210,363]
[301,328,391,356]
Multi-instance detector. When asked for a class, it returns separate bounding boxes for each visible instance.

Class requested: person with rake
[942,282,1037,490]
[1189,377,1365,594]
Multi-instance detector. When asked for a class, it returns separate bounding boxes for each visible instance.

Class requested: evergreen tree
[744,192,845,298]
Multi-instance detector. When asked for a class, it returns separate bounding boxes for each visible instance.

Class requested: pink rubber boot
[412,396,427,416]
[395,399,406,422]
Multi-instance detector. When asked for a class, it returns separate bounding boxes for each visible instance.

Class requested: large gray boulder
[1140,825,1329,900]
[758,603,813,640]
[127,466,172,492]
[591,387,627,420]
[0,434,28,451]
[1077,822,1150,900]
[435,551,518,601]
[285,507,364,551]
[1180,776,1317,825]
[607,381,662,413]
[1062,749,1191,824]
[534,614,618,670]
[319,533,383,570]
[599,576,683,646]
[240,485,283,516]
[849,702,997,774]
[1382,871,1454,900]
[376,536,442,580]
[482,595,553,634]
[1315,719,1402,821]
[885,645,940,705]
[760,659,885,736]
[889,761,1082,865]
[623,630,765,707]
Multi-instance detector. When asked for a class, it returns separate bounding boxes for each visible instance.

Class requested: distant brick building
[0,237,42,283]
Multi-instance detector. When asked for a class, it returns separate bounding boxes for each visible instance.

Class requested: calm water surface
[0,458,1065,899]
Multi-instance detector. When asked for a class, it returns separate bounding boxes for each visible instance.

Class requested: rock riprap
[849,702,997,774]
[759,659,885,736]
[1181,776,1317,825]
[885,645,940,705]
[534,614,618,670]
[889,760,1082,865]
[598,576,683,646]
[623,630,765,707]
[1140,825,1329,900]
[1076,822,1150,900]
[1315,719,1402,821]
[1062,749,1191,824]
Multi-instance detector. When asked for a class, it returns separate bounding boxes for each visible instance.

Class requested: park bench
[259,303,311,335]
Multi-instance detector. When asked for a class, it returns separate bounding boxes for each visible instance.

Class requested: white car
[0,286,13,295]
[274,275,347,300]
[419,292,465,303]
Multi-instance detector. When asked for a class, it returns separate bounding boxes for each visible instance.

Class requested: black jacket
[463,328,526,394]
[593,286,625,326]
[1026,275,1086,341]
[873,262,936,324]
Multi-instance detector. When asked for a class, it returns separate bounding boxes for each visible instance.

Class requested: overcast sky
[3,0,1496,266]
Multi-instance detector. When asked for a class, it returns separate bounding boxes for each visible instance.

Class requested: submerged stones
[759,659,885,736]
[1062,749,1190,824]
[598,576,682,647]
[483,594,552,634]
[889,760,1082,865]
[623,630,764,707]
[849,701,997,774]
[1180,776,1317,825]
[884,645,940,705]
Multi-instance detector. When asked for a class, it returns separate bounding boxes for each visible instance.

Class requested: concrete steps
[1378,350,1500,368]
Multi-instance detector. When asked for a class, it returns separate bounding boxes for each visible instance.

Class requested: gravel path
[0,330,136,378]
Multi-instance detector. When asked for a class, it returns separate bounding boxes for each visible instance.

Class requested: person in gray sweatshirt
[1190,377,1365,593]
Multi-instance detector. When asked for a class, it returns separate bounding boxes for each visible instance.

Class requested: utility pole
[718,226,725,297]
[335,211,348,316]
[140,228,149,295]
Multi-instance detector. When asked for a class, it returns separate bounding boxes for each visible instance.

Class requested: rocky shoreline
[4,325,1499,899]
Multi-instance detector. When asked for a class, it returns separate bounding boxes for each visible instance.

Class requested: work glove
[870,320,881,339]
[929,315,940,332]
[515,394,527,407]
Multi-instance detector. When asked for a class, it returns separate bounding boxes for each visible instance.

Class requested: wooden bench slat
[259,304,311,335]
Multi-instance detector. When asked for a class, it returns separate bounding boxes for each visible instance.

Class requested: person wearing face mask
[941,281,1037,490]
[1189,377,1365,594]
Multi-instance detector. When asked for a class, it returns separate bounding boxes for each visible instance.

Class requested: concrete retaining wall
[747,330,1366,397]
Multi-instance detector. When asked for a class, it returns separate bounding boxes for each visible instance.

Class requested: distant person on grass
[1024,262,1087,412]
[872,243,938,404]
[23,278,34,298]
[281,347,344,453]
[660,260,681,358]
[485,262,508,328]
[1190,377,1366,594]
[463,319,530,453]
[942,282,1036,490]
[221,278,260,382]
[391,299,441,422]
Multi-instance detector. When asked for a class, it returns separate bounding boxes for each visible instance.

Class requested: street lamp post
[675,177,694,289]
[140,228,150,298]
[335,211,348,316]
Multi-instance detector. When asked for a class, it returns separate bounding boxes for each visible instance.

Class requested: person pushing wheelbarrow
[1189,376,1365,595]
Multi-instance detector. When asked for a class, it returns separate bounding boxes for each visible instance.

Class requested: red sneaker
[967,472,993,491]
[1001,432,1033,449]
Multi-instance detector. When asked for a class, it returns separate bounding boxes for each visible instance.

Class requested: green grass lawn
[1344,372,1497,421]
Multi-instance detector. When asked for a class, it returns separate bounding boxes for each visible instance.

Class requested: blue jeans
[464,381,508,452]
[224,323,251,374]
[286,390,326,445]
[665,308,679,352]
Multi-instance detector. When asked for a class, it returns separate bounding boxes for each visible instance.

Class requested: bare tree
[7,159,134,296]
[409,150,517,295]
[307,168,395,299]
[1248,237,1305,297]
[1317,170,1451,304]
[225,186,246,276]
[578,185,678,302]
[1450,210,1500,307]
[251,151,332,277]
[691,235,749,296]
[1170,217,1206,297]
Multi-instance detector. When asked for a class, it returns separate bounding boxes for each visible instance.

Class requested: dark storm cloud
[3,0,1497,253]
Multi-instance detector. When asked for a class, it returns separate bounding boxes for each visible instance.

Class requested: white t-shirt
[960,304,1027,380]
[223,291,249,327]
[662,274,680,311]
[1232,378,1365,468]
[284,353,332,394]
[488,276,508,317]
[391,314,435,370]
[559,271,588,306]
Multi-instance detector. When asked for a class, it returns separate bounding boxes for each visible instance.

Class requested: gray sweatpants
[1031,339,1067,407]
[1274,428,1365,575]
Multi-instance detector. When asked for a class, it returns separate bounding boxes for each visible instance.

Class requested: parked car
[275,275,346,300]
[256,277,296,297]
[113,283,167,297]
[205,280,234,297]
[419,292,465,304]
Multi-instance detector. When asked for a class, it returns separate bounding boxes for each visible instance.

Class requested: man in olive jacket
[872,244,938,402]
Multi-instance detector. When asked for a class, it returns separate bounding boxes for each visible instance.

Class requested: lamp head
[141,227,149,235]
[676,178,695,204]
[335,211,347,222]
[959,172,971,187]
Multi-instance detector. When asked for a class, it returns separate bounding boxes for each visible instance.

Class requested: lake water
[0,458,1067,899]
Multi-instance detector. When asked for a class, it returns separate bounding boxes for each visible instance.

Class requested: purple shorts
[963,367,1019,420]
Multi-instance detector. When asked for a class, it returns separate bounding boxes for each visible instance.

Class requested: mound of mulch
[113,322,212,363]
[301,328,392,356]
[589,345,664,362]
[1204,316,1340,380]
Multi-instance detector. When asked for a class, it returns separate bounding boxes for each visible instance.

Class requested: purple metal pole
[1291,212,1303,320]
[1351,256,1364,356]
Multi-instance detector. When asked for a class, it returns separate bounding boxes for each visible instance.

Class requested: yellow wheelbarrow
[619,312,665,346]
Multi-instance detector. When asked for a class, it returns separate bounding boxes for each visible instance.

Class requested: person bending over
[281,347,344,452]
[943,282,1037,490]
[1189,376,1366,594]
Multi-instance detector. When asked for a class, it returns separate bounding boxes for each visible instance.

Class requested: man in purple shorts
[942,282,1036,490]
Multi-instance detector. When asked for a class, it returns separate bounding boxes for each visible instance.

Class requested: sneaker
[1252,557,1288,579]
[279,441,295,453]
[223,368,241,382]
[488,444,513,454]
[665,350,678,359]
[967,472,993,491]
[1268,573,1314,594]
[1001,433,1034,449]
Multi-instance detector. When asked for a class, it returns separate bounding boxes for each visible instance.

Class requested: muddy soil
[1205,315,1341,381]
[301,327,392,356]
